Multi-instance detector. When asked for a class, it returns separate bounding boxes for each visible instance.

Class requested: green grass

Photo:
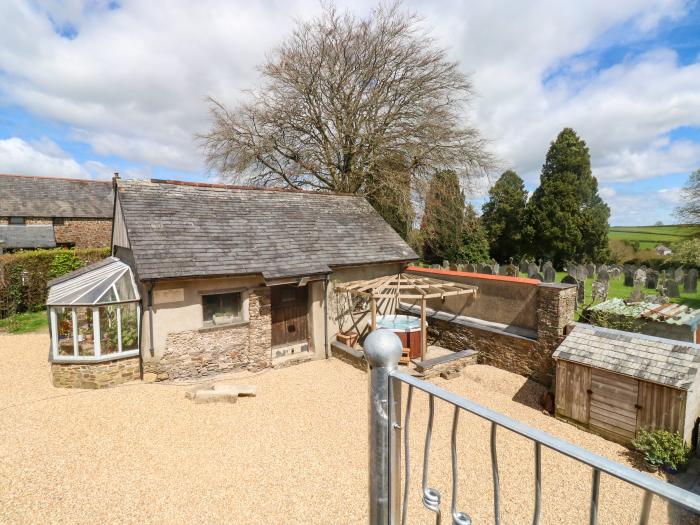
[608,224,700,250]
[0,311,49,334]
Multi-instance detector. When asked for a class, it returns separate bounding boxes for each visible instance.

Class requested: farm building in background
[0,174,113,251]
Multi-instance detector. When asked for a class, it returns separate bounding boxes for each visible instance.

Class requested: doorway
[271,285,309,347]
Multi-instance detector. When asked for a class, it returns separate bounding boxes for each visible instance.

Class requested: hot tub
[375,315,422,359]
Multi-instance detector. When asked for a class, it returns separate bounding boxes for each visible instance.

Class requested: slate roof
[0,225,56,249]
[553,323,700,389]
[117,179,417,281]
[0,174,113,218]
[589,298,700,327]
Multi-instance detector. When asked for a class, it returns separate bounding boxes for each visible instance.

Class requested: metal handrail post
[366,329,403,525]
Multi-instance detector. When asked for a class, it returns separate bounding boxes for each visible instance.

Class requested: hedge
[0,248,110,318]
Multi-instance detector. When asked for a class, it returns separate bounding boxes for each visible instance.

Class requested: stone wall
[0,216,112,248]
[51,356,140,389]
[146,287,272,380]
[427,282,577,387]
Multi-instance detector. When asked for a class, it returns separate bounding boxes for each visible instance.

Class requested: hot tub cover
[46,257,140,306]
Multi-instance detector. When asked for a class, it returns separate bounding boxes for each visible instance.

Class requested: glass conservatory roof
[47,257,140,306]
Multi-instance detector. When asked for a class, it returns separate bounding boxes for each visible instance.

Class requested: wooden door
[637,382,685,436]
[589,369,639,443]
[555,361,591,422]
[271,285,308,347]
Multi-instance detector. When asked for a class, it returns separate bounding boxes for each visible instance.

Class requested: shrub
[0,248,110,318]
[631,429,691,471]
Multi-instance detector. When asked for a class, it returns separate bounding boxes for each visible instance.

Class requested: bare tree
[675,168,700,224]
[202,1,493,208]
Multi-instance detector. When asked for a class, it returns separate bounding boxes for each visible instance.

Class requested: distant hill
[608,224,700,250]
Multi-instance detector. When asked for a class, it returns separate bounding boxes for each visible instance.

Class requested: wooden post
[371,296,377,331]
[420,297,427,361]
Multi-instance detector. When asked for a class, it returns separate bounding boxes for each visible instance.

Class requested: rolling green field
[608,224,700,250]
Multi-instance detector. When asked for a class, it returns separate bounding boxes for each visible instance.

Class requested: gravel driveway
[0,332,695,524]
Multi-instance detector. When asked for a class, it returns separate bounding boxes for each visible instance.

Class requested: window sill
[199,320,249,333]
[50,349,140,364]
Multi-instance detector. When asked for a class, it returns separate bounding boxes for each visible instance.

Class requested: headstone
[442,260,450,269]
[623,269,634,287]
[492,263,500,275]
[597,269,609,282]
[562,275,584,305]
[498,265,508,276]
[532,272,543,281]
[685,269,698,294]
[645,270,658,290]
[431,264,441,269]
[610,268,621,279]
[449,263,458,271]
[456,264,465,272]
[591,280,609,303]
[586,263,595,278]
[506,264,518,277]
[527,263,539,278]
[542,261,554,272]
[667,279,681,298]
[543,266,556,283]
[674,267,685,283]
[466,264,476,273]
[576,265,588,281]
[598,264,608,274]
[634,268,647,288]
[480,265,493,275]
[519,259,529,274]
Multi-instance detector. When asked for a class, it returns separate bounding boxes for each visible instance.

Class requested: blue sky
[0,0,699,225]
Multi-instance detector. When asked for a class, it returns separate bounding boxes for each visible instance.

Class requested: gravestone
[456,264,465,272]
[562,275,584,305]
[623,270,634,287]
[442,260,450,269]
[610,268,621,279]
[675,267,685,283]
[498,265,508,276]
[527,263,539,278]
[480,265,493,275]
[597,269,609,282]
[576,265,588,282]
[666,278,681,298]
[466,264,476,273]
[685,269,698,294]
[492,263,500,275]
[591,280,609,303]
[431,264,441,269]
[532,272,543,281]
[586,264,595,278]
[506,264,518,277]
[646,270,659,290]
[519,259,529,274]
[542,261,554,272]
[543,266,556,283]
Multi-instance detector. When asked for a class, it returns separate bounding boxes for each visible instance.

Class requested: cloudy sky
[1,0,699,225]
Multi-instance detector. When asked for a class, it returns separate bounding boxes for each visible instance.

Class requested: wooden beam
[420,297,427,362]
[371,296,377,331]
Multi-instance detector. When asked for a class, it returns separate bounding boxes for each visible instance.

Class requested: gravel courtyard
[0,332,695,524]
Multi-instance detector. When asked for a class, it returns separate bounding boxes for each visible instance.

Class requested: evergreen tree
[481,170,527,262]
[420,170,464,263]
[458,204,490,263]
[523,128,610,266]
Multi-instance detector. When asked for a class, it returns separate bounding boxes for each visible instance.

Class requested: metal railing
[364,329,700,525]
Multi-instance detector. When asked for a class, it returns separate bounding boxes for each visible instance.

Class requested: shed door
[271,285,308,347]
[637,382,685,436]
[589,369,639,442]
[555,361,590,422]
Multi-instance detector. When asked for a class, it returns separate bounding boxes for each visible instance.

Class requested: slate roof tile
[118,179,417,280]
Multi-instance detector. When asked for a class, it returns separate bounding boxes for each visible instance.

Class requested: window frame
[9,217,25,225]
[200,289,247,328]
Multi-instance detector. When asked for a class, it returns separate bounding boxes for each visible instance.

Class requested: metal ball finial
[363,329,403,368]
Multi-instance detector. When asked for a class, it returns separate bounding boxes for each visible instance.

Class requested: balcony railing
[364,329,700,525]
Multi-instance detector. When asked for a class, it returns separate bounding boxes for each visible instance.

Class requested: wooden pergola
[335,272,478,359]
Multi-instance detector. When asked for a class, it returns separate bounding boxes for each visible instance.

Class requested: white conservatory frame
[46,258,141,363]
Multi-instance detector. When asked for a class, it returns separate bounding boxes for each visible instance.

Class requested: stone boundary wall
[330,341,366,371]
[0,216,112,248]
[416,271,577,387]
[145,287,272,381]
[51,356,140,389]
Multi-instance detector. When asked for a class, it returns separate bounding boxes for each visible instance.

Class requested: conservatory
[47,257,141,363]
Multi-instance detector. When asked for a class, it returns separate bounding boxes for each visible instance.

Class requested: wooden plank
[589,368,639,440]
[637,381,684,434]
[590,416,636,440]
[590,395,638,413]
[590,406,637,432]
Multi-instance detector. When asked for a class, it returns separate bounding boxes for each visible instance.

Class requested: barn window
[9,217,25,225]
[202,292,242,327]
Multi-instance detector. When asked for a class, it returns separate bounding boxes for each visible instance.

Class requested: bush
[0,248,110,318]
[632,429,691,471]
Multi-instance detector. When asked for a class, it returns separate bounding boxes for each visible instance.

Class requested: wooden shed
[553,323,700,445]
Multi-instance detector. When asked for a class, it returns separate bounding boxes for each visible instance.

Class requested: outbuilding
[553,323,700,445]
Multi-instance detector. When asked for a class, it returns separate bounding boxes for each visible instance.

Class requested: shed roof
[117,179,417,281]
[0,225,56,249]
[0,174,113,218]
[553,323,700,389]
[589,298,700,327]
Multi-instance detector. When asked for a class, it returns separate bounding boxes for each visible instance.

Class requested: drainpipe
[147,282,155,358]
[324,274,330,359]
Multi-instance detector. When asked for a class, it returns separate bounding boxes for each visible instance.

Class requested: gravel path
[0,332,695,524]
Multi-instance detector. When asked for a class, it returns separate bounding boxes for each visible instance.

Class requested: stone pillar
[249,287,272,370]
[536,282,577,385]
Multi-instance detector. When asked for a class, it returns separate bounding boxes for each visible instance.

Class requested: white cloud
[0,137,92,178]
[0,0,698,223]
[599,184,684,224]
